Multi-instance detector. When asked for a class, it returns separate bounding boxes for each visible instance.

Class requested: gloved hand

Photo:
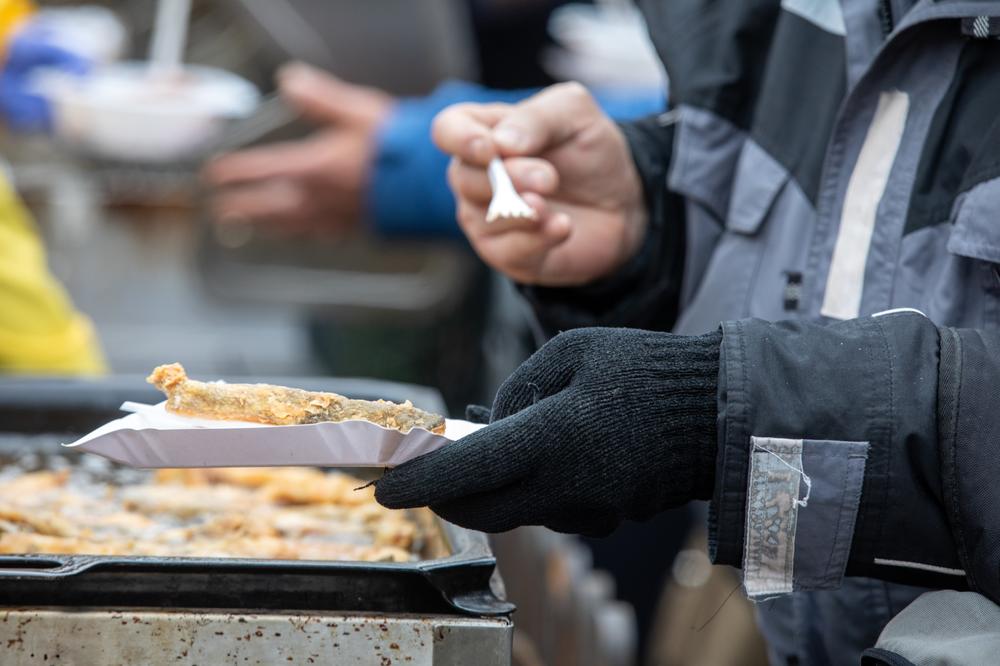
[376,327,722,536]
[0,29,90,132]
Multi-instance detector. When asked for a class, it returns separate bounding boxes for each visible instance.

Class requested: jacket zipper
[879,0,895,37]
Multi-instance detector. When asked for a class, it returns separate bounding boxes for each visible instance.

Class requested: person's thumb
[491,81,599,156]
[277,61,392,128]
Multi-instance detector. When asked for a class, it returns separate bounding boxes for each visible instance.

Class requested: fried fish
[148,363,445,434]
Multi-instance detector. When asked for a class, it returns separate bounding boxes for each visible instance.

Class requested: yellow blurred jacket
[0,0,105,375]
[0,176,106,374]
[0,0,33,47]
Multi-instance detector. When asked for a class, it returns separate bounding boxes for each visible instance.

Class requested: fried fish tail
[147,363,446,434]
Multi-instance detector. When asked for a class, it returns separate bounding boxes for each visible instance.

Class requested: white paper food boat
[63,402,481,468]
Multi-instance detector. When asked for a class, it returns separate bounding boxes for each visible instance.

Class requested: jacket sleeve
[711,310,1000,602]
[518,113,687,335]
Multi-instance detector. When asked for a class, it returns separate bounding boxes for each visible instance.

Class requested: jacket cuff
[711,313,963,599]
[937,327,1000,602]
[368,98,462,239]
[517,114,685,334]
[708,319,749,568]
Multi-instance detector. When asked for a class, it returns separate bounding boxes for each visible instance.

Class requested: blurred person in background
[202,68,661,241]
[0,0,106,374]
[203,0,663,240]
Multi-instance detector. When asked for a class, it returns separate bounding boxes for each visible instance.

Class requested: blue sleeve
[368,80,665,240]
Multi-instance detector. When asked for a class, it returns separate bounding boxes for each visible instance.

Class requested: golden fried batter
[0,466,423,562]
[0,507,73,537]
[148,363,446,434]
[0,533,126,556]
[0,469,69,494]
[155,467,293,489]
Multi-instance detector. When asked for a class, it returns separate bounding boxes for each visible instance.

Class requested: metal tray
[0,376,514,618]
[0,524,513,616]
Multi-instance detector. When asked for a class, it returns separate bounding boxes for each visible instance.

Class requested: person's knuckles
[447,159,492,203]
[547,327,606,363]
[212,185,299,220]
[478,248,543,284]
[537,328,592,363]
[492,98,556,153]
[492,109,560,156]
[491,341,586,419]
[201,156,250,185]
[432,105,494,164]
[276,61,319,88]
[549,81,599,114]
[205,140,319,183]
[482,228,558,267]
[492,82,600,156]
[505,158,558,194]
[492,365,542,415]
[490,370,569,422]
[282,64,338,99]
[430,105,470,150]
[278,72,325,113]
[278,63,371,125]
[541,211,572,245]
[210,198,254,223]
[491,121,533,155]
[455,201,489,240]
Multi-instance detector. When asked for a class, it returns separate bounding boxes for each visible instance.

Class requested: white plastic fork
[486,157,539,223]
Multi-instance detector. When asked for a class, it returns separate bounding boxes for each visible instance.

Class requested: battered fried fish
[147,363,446,434]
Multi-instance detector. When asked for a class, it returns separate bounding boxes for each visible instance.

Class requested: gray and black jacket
[523,1,1000,664]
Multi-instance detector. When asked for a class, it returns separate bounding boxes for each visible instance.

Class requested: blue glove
[0,30,91,132]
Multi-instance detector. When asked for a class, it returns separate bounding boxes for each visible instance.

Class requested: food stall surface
[0,609,512,665]
[0,376,513,665]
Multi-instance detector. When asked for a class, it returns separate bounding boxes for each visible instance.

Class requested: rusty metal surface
[0,609,512,665]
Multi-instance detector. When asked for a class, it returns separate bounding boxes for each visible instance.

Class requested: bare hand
[202,62,394,235]
[433,82,646,286]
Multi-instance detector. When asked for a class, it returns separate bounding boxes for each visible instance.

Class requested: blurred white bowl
[36,61,260,163]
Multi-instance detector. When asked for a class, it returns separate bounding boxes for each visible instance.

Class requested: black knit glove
[376,327,722,536]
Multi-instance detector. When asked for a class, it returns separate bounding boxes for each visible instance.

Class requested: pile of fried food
[0,466,421,562]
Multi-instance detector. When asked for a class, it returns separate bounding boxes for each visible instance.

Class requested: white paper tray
[63,402,481,468]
